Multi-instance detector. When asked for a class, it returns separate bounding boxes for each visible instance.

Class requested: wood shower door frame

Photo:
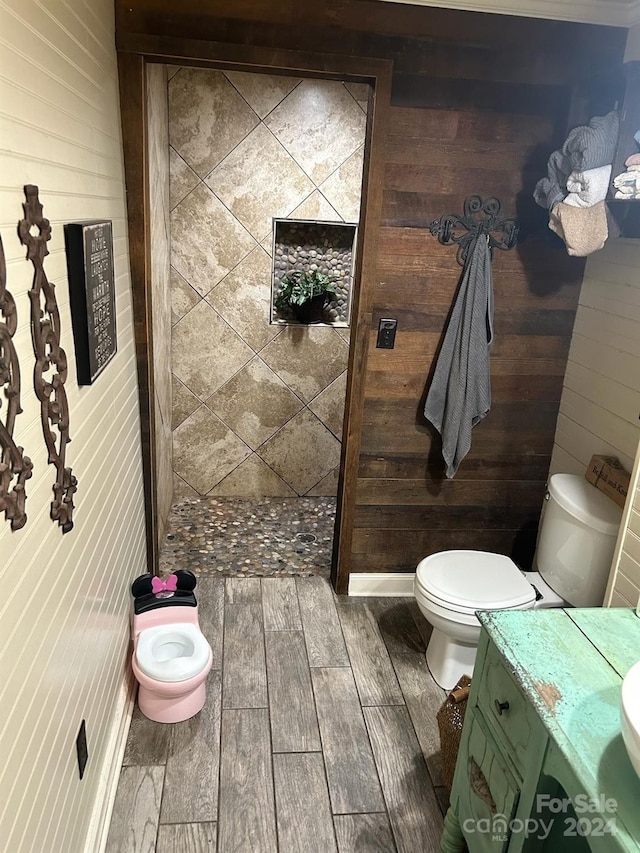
[116,35,392,593]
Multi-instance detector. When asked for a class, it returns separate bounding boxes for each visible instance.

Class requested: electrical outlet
[376,318,397,349]
[76,720,88,780]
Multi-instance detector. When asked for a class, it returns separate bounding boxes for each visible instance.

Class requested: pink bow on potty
[152,574,178,594]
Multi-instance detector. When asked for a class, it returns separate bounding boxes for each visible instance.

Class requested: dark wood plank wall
[115,0,626,580]
[355,103,587,574]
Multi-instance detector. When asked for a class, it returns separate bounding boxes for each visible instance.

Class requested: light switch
[376,318,397,349]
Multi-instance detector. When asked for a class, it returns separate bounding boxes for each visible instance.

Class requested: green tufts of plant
[275,269,336,310]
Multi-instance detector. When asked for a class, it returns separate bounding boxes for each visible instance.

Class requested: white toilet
[414,474,622,689]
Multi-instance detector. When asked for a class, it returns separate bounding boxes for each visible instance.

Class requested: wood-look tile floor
[106,578,448,853]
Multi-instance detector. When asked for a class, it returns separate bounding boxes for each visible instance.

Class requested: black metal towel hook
[428,195,519,267]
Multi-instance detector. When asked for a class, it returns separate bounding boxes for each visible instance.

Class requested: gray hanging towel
[424,235,494,478]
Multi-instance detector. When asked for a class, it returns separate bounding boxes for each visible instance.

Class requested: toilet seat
[415,550,536,613]
[414,588,484,627]
[135,623,211,683]
[414,579,535,618]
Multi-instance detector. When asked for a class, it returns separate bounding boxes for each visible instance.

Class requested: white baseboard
[348,572,416,596]
[86,673,136,853]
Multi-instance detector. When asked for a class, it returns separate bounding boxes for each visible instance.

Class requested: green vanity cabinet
[452,709,520,853]
[441,608,640,853]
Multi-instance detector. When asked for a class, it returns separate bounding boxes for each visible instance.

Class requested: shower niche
[271,219,357,327]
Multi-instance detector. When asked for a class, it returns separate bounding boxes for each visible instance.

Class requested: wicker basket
[436,674,472,796]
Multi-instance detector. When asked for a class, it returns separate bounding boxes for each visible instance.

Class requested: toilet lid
[416,550,536,611]
[135,623,211,682]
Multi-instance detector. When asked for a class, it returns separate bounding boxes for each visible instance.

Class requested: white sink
[621,660,640,778]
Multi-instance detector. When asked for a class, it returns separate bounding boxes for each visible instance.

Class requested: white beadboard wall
[0,2,147,852]
[605,438,640,609]
[549,237,640,478]
[549,238,640,608]
[613,1,640,623]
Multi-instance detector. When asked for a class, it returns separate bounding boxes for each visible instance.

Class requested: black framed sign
[64,221,117,385]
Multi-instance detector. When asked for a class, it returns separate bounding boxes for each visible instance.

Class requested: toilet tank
[535,473,622,607]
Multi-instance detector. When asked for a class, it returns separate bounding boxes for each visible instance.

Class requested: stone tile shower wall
[168,68,368,497]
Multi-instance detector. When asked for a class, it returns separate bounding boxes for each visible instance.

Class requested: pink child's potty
[130,571,212,723]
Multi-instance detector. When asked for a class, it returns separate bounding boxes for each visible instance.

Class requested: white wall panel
[0,2,146,852]
[605,458,640,610]
[550,239,640,608]
[550,238,640,477]
[609,589,634,607]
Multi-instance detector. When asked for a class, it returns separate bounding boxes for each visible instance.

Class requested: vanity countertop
[477,607,640,850]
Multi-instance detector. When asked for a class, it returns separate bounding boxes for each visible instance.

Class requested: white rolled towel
[564,165,611,208]
[613,169,640,188]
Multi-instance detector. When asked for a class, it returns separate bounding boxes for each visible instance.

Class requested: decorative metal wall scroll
[428,195,519,267]
[0,235,33,530]
[18,185,77,533]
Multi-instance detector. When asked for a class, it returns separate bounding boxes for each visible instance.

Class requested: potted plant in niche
[275,269,337,324]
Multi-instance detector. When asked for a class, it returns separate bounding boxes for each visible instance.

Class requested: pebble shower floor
[159,496,336,578]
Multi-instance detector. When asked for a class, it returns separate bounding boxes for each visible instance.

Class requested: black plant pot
[291,291,330,324]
